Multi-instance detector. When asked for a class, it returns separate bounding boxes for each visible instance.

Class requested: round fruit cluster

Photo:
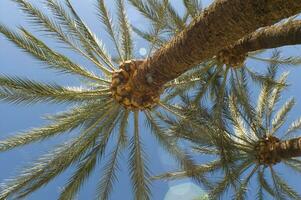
[254,135,281,165]
[110,60,160,110]
[216,48,246,68]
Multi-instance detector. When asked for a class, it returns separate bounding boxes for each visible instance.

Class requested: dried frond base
[110,60,161,110]
[254,135,281,165]
[216,48,247,68]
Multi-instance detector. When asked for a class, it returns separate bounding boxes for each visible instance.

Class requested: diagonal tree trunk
[217,20,301,66]
[131,0,301,94]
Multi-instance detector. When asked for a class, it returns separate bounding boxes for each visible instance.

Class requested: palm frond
[257,169,275,197]
[59,106,122,200]
[144,111,207,184]
[183,0,202,18]
[284,117,301,138]
[0,105,118,199]
[128,0,161,24]
[58,150,97,200]
[97,0,123,61]
[165,2,185,32]
[271,98,295,134]
[270,167,301,200]
[45,0,115,72]
[0,25,107,80]
[117,0,133,60]
[151,160,222,180]
[235,165,258,200]
[96,111,128,200]
[209,159,253,199]
[283,159,301,174]
[131,25,166,49]
[11,0,109,73]
[0,75,109,104]
[0,101,111,152]
[128,111,151,200]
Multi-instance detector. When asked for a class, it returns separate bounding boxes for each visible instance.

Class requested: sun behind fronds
[0,0,202,199]
[153,62,301,199]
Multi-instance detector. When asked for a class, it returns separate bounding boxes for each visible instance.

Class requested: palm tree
[153,61,301,199]
[1,0,301,199]
[0,0,197,199]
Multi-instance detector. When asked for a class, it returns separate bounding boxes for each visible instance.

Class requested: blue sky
[0,0,301,200]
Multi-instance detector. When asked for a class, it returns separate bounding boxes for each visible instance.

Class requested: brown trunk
[218,20,301,63]
[132,0,301,94]
[275,137,301,159]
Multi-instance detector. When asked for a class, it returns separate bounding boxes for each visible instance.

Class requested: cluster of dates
[110,60,160,110]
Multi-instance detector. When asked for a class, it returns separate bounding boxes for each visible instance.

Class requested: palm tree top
[154,60,301,199]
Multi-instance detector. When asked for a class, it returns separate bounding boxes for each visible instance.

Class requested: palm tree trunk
[276,137,301,159]
[218,20,301,63]
[132,0,301,94]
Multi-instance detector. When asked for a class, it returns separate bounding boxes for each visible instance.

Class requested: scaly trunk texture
[132,0,301,94]
[218,20,301,62]
[275,137,301,159]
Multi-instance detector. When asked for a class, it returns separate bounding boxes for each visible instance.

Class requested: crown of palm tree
[153,59,301,199]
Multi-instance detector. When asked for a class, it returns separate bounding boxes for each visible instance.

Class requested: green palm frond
[46,0,115,71]
[0,75,109,104]
[0,101,111,152]
[117,0,133,60]
[271,98,295,134]
[59,107,122,200]
[0,25,106,79]
[128,0,161,24]
[128,111,151,200]
[0,107,116,199]
[96,110,128,200]
[98,0,123,61]
[270,167,301,200]
[11,0,110,73]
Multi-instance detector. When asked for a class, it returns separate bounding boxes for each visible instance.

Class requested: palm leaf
[117,0,133,60]
[97,0,123,61]
[0,75,109,104]
[128,111,151,200]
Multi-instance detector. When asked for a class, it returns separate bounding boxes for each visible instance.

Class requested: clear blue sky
[0,1,300,200]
